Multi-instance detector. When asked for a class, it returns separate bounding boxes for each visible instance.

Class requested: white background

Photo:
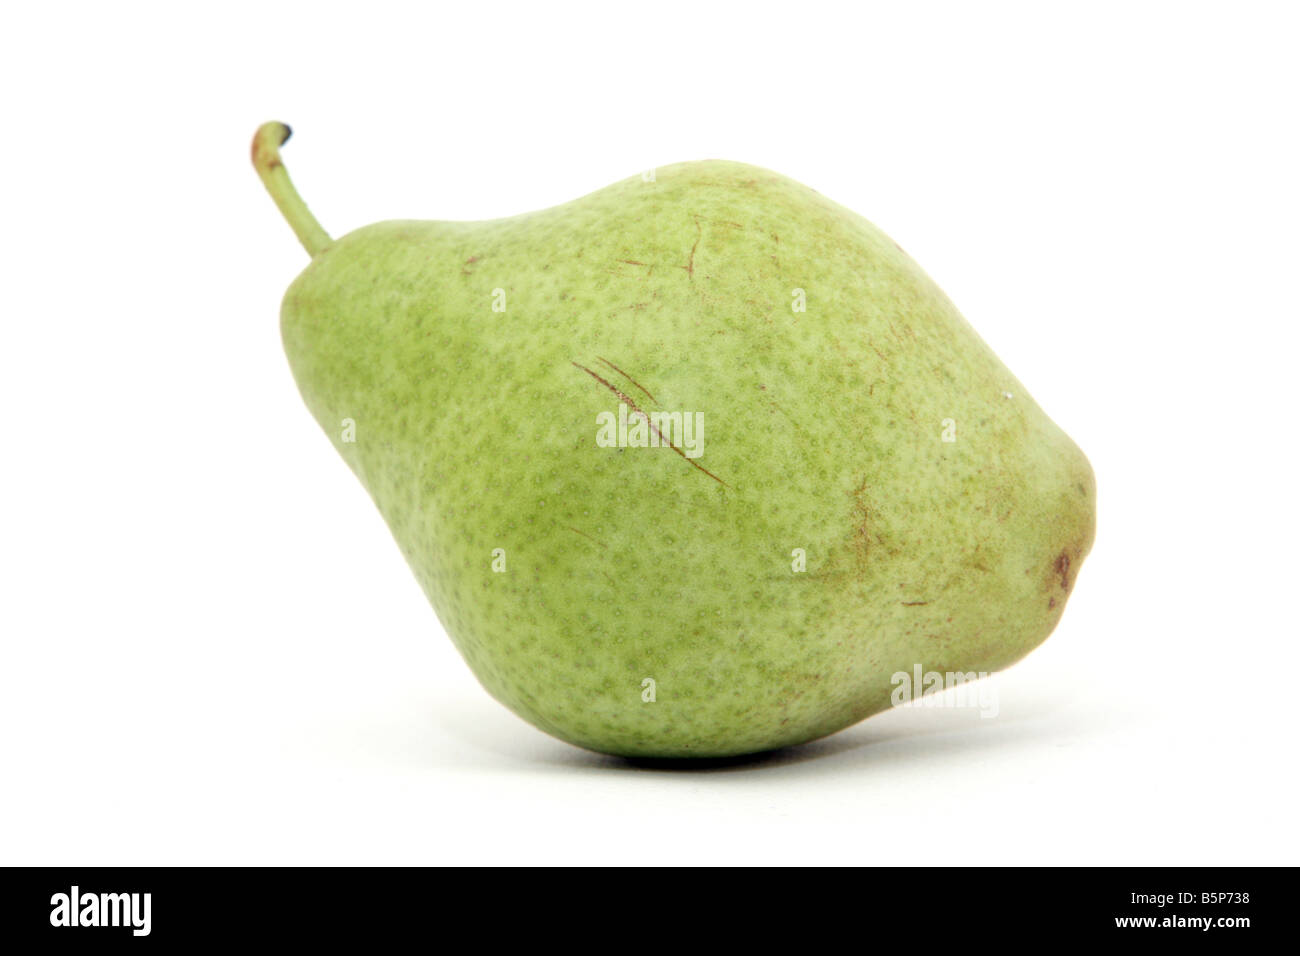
[2,2,1297,865]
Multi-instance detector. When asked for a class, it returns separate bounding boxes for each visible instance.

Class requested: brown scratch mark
[615,259,647,266]
[849,475,882,568]
[596,356,657,403]
[765,398,810,440]
[682,215,703,277]
[627,302,649,311]
[571,362,728,487]
[901,601,929,607]
[567,526,607,549]
[1048,596,1057,610]
[677,214,741,277]
[1054,551,1072,591]
[465,256,480,264]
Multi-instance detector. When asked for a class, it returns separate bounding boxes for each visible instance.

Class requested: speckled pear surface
[254,123,1094,758]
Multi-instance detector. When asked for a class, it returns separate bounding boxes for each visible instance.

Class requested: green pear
[253,122,1094,759]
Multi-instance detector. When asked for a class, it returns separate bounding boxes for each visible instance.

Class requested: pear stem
[251,122,333,257]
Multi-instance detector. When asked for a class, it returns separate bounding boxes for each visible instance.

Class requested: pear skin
[255,123,1095,758]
